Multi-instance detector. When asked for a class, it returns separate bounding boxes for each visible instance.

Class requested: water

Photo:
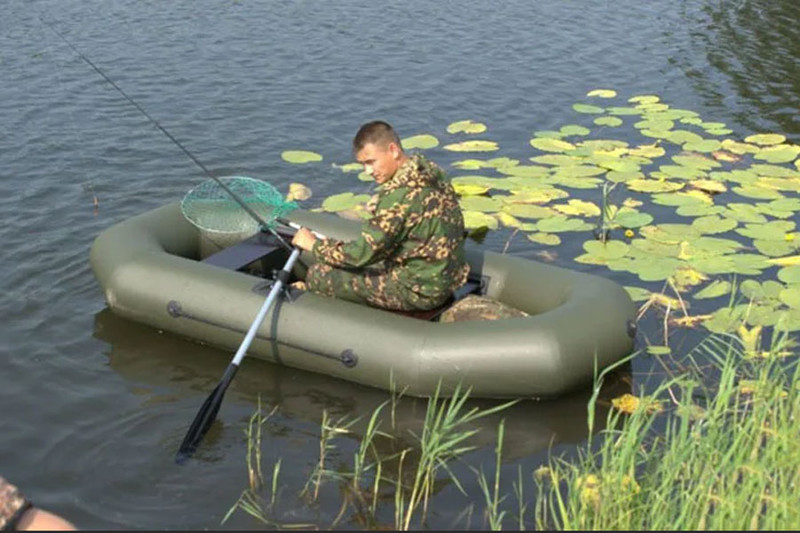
[2,0,799,528]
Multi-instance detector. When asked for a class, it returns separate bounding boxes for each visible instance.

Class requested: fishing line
[39,16,295,253]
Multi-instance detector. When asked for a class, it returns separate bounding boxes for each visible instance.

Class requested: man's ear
[388,142,402,160]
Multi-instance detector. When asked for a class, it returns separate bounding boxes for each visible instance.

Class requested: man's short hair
[353,121,402,155]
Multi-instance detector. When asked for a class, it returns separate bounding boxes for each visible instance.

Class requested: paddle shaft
[176,247,302,461]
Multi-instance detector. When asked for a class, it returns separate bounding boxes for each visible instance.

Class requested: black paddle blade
[176,364,238,464]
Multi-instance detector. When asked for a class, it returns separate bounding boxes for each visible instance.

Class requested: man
[291,121,469,311]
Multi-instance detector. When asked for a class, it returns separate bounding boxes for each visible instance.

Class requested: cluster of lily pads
[280,89,800,341]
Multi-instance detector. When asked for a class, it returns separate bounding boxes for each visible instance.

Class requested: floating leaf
[286,182,312,202]
[498,165,550,178]
[459,196,503,212]
[537,215,593,233]
[778,266,800,284]
[608,106,643,116]
[332,162,363,173]
[530,154,583,166]
[614,210,653,228]
[723,203,768,224]
[553,199,601,217]
[780,287,800,309]
[502,203,556,219]
[694,280,732,299]
[443,140,498,152]
[282,150,323,164]
[594,116,623,127]
[755,239,798,257]
[587,89,617,98]
[676,204,726,217]
[402,134,440,150]
[647,346,672,356]
[754,144,800,164]
[745,133,786,146]
[721,139,760,154]
[629,95,660,104]
[625,286,652,301]
[527,232,561,246]
[689,179,727,194]
[463,211,499,230]
[691,215,737,235]
[732,184,784,200]
[560,125,591,136]
[447,120,487,134]
[652,190,712,207]
[321,192,371,212]
[572,103,605,114]
[683,139,723,153]
[666,130,704,145]
[530,137,576,153]
[735,220,796,241]
[583,240,630,259]
[453,183,491,196]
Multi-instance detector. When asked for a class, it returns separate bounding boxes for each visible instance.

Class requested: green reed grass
[534,332,800,530]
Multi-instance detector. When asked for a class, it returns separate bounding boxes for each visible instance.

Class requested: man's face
[356,142,401,184]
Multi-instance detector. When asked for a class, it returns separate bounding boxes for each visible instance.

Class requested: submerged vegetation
[233,90,800,529]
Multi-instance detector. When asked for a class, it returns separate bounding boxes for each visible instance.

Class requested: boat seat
[388,275,486,321]
[202,230,292,271]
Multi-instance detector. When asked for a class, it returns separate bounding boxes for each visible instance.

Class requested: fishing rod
[40,17,299,251]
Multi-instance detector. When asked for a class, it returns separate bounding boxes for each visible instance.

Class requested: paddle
[176,247,302,462]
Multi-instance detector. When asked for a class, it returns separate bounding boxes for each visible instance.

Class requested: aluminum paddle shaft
[176,247,302,462]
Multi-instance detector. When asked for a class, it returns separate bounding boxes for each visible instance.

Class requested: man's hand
[291,226,317,251]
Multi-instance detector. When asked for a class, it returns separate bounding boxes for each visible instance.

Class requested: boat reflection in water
[94,308,632,468]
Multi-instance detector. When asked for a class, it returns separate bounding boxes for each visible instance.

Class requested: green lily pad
[693,280,732,299]
[630,238,680,257]
[754,239,798,257]
[751,164,800,178]
[778,266,800,284]
[722,204,768,224]
[530,137,577,153]
[321,192,371,212]
[732,185,784,200]
[666,130,704,145]
[614,210,654,228]
[735,220,796,241]
[502,204,556,219]
[775,310,800,332]
[459,195,503,212]
[443,140,499,152]
[505,187,569,203]
[560,125,591,136]
[703,306,747,334]
[672,154,721,170]
[740,279,784,302]
[524,232,560,246]
[463,211,499,230]
[647,346,672,356]
[607,107,643,116]
[553,199,601,217]
[447,120,487,134]
[401,134,440,150]
[572,103,605,114]
[537,215,593,233]
[652,191,711,207]
[691,215,738,235]
[745,133,786,146]
[675,204,726,217]
[629,95,660,104]
[498,165,550,178]
[659,164,707,180]
[282,150,323,164]
[683,139,723,153]
[530,154,583,166]
[332,162,363,173]
[606,170,644,183]
[754,144,800,164]
[779,286,800,309]
[594,116,624,127]
[721,139,760,154]
[583,240,630,259]
[625,286,652,301]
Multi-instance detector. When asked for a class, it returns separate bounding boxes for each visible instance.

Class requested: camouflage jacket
[312,154,469,300]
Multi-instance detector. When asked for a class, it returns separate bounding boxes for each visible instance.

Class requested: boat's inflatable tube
[90,203,636,398]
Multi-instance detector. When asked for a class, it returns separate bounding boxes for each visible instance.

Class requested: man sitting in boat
[291,120,469,311]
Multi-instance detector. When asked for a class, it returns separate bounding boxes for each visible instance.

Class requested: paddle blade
[176,363,238,463]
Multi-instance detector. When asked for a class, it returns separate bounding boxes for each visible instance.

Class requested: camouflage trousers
[305,263,448,311]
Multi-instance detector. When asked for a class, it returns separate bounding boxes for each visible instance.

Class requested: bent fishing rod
[40,18,304,249]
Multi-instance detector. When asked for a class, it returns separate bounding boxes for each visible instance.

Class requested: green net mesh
[181,176,298,235]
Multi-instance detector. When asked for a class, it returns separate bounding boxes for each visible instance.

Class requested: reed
[534,331,800,530]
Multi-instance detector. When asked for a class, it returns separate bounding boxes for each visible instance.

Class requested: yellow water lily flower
[625,229,635,238]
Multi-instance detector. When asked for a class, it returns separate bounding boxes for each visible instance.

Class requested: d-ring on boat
[90,201,636,399]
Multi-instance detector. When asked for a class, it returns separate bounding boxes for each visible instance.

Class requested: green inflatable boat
[90,202,636,398]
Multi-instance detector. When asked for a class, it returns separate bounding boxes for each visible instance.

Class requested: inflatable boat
[90,202,636,398]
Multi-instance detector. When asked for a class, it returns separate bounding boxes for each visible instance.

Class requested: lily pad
[732,184,784,200]
[594,116,624,127]
[745,133,786,146]
[282,150,323,164]
[754,144,800,164]
[537,215,593,233]
[721,139,760,154]
[625,286,652,301]
[607,107,643,116]
[583,240,630,259]
[463,211,499,230]
[683,139,723,153]
[722,204,768,224]
[613,210,653,228]
[332,162,364,173]
[779,287,800,309]
[527,232,561,246]
[627,179,684,193]
[286,182,312,202]
[447,120,487,134]
[401,134,439,150]
[691,215,738,235]
[530,138,576,153]
[459,196,503,212]
[587,89,617,98]
[443,140,499,152]
[689,179,727,194]
[321,192,371,212]
[560,125,591,136]
[694,280,732,299]
[572,103,605,114]
[735,220,796,241]
[502,204,556,219]
[553,199,601,217]
[778,266,800,284]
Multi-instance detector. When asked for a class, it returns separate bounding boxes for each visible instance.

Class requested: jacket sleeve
[312,189,407,269]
